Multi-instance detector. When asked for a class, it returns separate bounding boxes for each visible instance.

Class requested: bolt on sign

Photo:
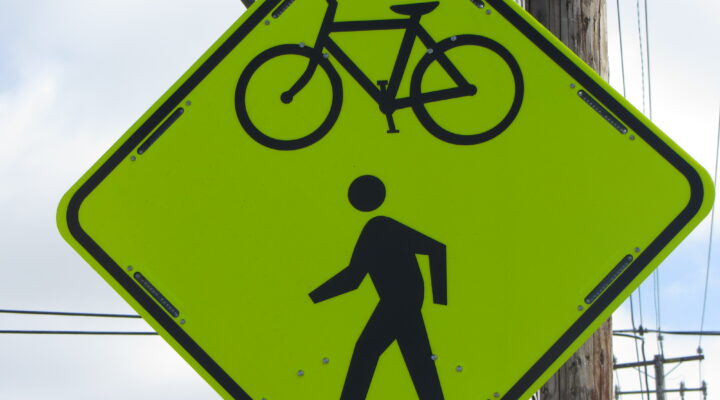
[58,0,713,399]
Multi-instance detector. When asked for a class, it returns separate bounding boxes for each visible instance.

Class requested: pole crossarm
[614,328,720,336]
[614,355,704,369]
[617,386,706,395]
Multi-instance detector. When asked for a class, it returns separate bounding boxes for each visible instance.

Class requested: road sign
[58,0,713,399]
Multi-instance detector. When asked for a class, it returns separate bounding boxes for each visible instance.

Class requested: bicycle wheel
[235,44,343,150]
[410,35,524,145]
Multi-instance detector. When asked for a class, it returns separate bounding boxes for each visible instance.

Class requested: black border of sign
[64,1,704,399]
[487,0,704,398]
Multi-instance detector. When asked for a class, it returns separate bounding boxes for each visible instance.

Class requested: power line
[638,286,645,328]
[654,272,664,356]
[634,287,652,399]
[639,329,652,400]
[615,4,646,395]
[629,295,648,400]
[614,357,623,398]
[643,0,652,119]
[616,328,720,337]
[615,0,628,98]
[0,309,152,336]
[0,309,142,319]
[636,0,663,357]
[697,106,720,385]
[0,330,157,335]
[615,355,706,399]
[664,360,684,378]
[614,332,644,340]
[635,0,664,362]
[699,106,720,348]
[614,321,656,400]
[635,0,647,115]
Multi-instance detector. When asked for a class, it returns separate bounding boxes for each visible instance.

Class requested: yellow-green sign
[58,0,713,399]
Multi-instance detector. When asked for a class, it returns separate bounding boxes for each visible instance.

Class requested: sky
[606,0,720,398]
[0,0,718,399]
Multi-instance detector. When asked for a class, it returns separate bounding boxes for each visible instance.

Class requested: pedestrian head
[348,175,385,212]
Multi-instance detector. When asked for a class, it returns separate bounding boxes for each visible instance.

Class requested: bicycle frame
[287,1,475,114]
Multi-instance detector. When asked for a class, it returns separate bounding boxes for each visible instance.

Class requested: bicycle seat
[390,2,440,16]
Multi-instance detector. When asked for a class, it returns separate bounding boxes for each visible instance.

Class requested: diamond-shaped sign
[58,0,713,399]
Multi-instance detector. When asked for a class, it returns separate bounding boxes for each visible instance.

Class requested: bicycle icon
[235,0,524,150]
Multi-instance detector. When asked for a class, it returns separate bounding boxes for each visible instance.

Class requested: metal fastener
[494,393,500,398]
[297,370,305,377]
[180,319,186,325]
[456,365,463,372]
[577,305,584,311]
[185,100,192,106]
[431,354,438,361]
[427,48,434,54]
[486,9,492,14]
[570,83,576,89]
[299,42,305,48]
[322,357,330,364]
[130,156,136,161]
[323,53,330,59]
[635,247,641,253]
[127,266,133,271]
[629,135,636,141]
[451,36,457,42]
[264,20,270,25]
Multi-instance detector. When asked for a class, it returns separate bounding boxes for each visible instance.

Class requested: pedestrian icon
[310,175,447,399]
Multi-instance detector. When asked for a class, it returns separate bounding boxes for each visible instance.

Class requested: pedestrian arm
[309,264,365,303]
[428,242,447,305]
[403,224,447,305]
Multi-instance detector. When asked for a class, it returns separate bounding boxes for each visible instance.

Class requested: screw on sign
[57,0,713,399]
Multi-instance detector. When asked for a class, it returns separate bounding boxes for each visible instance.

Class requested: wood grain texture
[526,0,609,79]
[537,319,613,400]
[523,1,612,399]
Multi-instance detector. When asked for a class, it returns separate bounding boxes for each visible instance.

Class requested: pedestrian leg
[340,307,395,400]
[396,313,444,400]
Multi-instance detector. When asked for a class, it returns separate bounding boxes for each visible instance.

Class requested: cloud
[606,0,720,170]
[0,69,59,173]
[0,332,219,400]
[606,4,720,387]
[0,1,243,398]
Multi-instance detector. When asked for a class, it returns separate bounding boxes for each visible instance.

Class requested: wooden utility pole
[521,1,612,399]
[615,354,707,398]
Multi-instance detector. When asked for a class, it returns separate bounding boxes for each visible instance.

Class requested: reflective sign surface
[58,0,713,399]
